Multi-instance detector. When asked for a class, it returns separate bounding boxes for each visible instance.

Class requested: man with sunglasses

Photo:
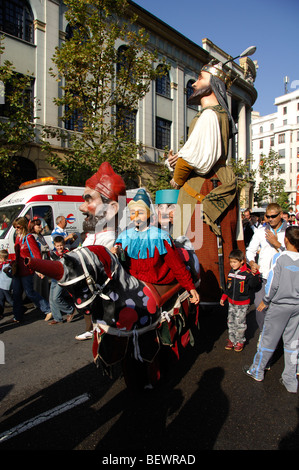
[246,203,288,330]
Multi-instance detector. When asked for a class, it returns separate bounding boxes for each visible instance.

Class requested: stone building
[251,88,299,207]
[0,0,257,195]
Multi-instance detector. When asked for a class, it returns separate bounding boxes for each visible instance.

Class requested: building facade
[0,0,258,194]
[251,88,299,207]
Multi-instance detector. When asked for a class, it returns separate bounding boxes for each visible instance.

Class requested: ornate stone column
[238,101,247,162]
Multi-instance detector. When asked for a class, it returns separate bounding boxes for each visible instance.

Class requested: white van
[0,177,85,258]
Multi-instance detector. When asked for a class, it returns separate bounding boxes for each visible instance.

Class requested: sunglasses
[265,213,280,219]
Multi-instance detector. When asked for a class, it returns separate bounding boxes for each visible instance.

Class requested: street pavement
[0,301,298,451]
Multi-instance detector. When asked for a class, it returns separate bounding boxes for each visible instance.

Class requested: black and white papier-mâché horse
[26,243,200,387]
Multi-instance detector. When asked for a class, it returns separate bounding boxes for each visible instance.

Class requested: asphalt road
[0,301,298,452]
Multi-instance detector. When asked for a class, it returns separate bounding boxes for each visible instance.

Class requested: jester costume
[115,225,196,291]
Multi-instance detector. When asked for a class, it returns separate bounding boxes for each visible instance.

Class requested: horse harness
[58,246,114,308]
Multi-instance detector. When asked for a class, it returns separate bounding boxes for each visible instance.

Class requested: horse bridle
[59,247,113,308]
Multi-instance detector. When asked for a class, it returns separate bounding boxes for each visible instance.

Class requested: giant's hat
[128,189,152,212]
[155,189,179,205]
[201,59,232,88]
[85,162,126,202]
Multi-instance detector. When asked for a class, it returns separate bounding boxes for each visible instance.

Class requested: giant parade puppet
[25,165,200,391]
[23,53,251,389]
[167,58,244,302]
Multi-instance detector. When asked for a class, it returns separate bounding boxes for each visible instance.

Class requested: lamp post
[223,46,257,66]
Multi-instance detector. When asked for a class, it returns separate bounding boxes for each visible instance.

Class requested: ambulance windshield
[0,205,25,238]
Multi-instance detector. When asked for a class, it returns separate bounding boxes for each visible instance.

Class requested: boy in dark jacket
[220,249,261,351]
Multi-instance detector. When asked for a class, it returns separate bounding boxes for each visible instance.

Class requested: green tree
[276,191,291,211]
[0,39,36,197]
[254,149,286,206]
[228,156,256,190]
[41,0,168,186]
[147,149,172,198]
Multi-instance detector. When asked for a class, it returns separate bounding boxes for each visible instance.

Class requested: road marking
[0,393,90,443]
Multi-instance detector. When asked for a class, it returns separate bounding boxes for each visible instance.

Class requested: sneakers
[225,339,234,350]
[234,342,244,352]
[242,365,263,382]
[279,377,297,394]
[75,331,93,341]
[225,340,244,351]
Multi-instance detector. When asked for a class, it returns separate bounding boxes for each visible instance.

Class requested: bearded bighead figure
[80,161,126,249]
[76,162,126,341]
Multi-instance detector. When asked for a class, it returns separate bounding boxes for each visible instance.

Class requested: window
[64,24,84,132]
[186,79,197,109]
[283,106,287,115]
[116,105,136,140]
[156,65,170,98]
[156,118,171,149]
[65,104,83,132]
[279,164,285,173]
[259,126,263,133]
[0,0,34,43]
[117,45,134,83]
[279,149,285,158]
[270,123,274,130]
[25,206,54,235]
[0,72,34,120]
[283,119,287,126]
[278,133,285,144]
[270,137,274,147]
[259,140,263,149]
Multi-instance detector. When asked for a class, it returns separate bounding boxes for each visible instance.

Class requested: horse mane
[84,245,114,279]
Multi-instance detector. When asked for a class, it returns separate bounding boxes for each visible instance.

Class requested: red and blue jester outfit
[115,225,196,292]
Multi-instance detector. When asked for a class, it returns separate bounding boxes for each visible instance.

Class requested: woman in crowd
[28,218,50,301]
[12,216,51,323]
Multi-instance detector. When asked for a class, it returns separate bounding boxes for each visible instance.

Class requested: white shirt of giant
[177,109,222,175]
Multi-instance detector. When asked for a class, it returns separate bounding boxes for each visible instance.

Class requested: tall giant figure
[169,59,243,302]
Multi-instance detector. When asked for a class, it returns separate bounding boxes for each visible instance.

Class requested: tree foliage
[254,149,286,206]
[228,156,256,191]
[41,0,168,186]
[0,38,36,195]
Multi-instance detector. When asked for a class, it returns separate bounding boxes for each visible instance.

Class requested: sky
[132,0,299,117]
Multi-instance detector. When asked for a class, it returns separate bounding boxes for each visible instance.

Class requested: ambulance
[0,177,85,257]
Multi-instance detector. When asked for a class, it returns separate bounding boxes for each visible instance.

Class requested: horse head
[25,246,115,321]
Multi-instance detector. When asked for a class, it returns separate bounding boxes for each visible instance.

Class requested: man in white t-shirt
[75,162,126,340]
[246,202,287,330]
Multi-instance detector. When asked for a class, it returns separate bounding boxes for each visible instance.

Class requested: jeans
[13,275,51,321]
[0,288,13,316]
[49,279,74,322]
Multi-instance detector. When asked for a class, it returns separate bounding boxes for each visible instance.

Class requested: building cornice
[128,2,257,106]
[128,1,210,65]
